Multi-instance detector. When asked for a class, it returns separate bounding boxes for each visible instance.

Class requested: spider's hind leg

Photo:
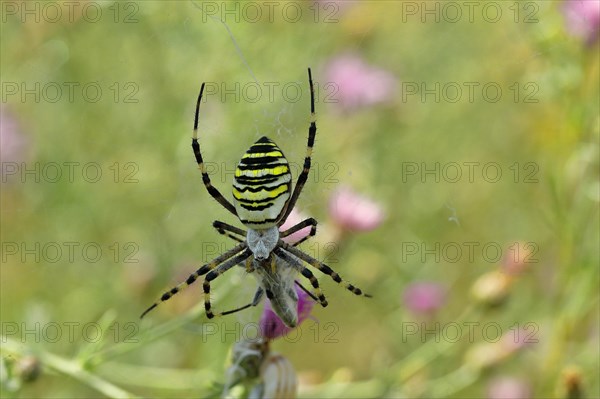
[281,242,372,299]
[273,247,328,308]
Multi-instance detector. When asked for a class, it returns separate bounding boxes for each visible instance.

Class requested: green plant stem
[1,338,138,399]
[89,296,214,363]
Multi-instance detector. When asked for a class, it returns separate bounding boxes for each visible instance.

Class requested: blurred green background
[1,1,598,398]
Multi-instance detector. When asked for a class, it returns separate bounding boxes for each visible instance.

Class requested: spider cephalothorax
[141,69,370,327]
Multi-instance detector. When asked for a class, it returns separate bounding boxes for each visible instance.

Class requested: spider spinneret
[141,68,370,327]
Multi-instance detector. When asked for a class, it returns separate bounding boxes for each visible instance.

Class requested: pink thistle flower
[501,242,534,276]
[562,0,600,45]
[329,186,384,232]
[279,208,312,245]
[259,285,314,340]
[487,377,532,399]
[403,282,446,314]
[324,53,396,111]
[0,106,28,165]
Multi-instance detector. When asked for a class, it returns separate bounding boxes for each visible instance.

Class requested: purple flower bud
[562,0,600,45]
[329,187,384,232]
[403,282,446,314]
[260,285,314,340]
[325,53,396,112]
[1,106,29,169]
[487,377,531,399]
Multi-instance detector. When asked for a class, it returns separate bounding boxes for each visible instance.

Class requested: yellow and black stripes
[233,136,292,229]
[140,243,250,318]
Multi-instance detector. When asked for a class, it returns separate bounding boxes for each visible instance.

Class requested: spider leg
[280,242,372,298]
[294,280,319,302]
[279,68,317,225]
[219,287,264,316]
[140,243,249,318]
[280,218,317,247]
[213,220,246,243]
[193,83,238,216]
[204,248,253,319]
[273,247,328,307]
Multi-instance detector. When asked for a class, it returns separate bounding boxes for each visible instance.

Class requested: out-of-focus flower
[0,106,29,166]
[249,353,297,399]
[329,186,385,232]
[223,339,297,399]
[225,338,269,388]
[470,271,512,307]
[559,365,584,399]
[324,53,396,111]
[279,208,313,245]
[501,242,535,276]
[500,326,536,354]
[562,0,600,45]
[259,285,314,340]
[403,282,446,314]
[15,356,41,383]
[487,377,532,399]
[465,330,533,371]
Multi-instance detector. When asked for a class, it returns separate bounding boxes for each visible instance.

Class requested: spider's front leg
[203,248,253,319]
[280,218,317,247]
[141,243,250,318]
[192,83,238,216]
[213,220,247,243]
[279,68,317,224]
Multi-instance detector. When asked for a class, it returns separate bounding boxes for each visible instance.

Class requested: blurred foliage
[1,1,598,398]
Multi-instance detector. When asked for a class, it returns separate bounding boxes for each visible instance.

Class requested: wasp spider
[141,69,370,327]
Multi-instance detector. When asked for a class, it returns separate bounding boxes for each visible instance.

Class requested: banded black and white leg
[213,220,246,243]
[140,243,250,318]
[203,248,254,319]
[273,247,329,307]
[279,68,317,224]
[279,217,317,247]
[280,242,372,299]
[193,83,238,216]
